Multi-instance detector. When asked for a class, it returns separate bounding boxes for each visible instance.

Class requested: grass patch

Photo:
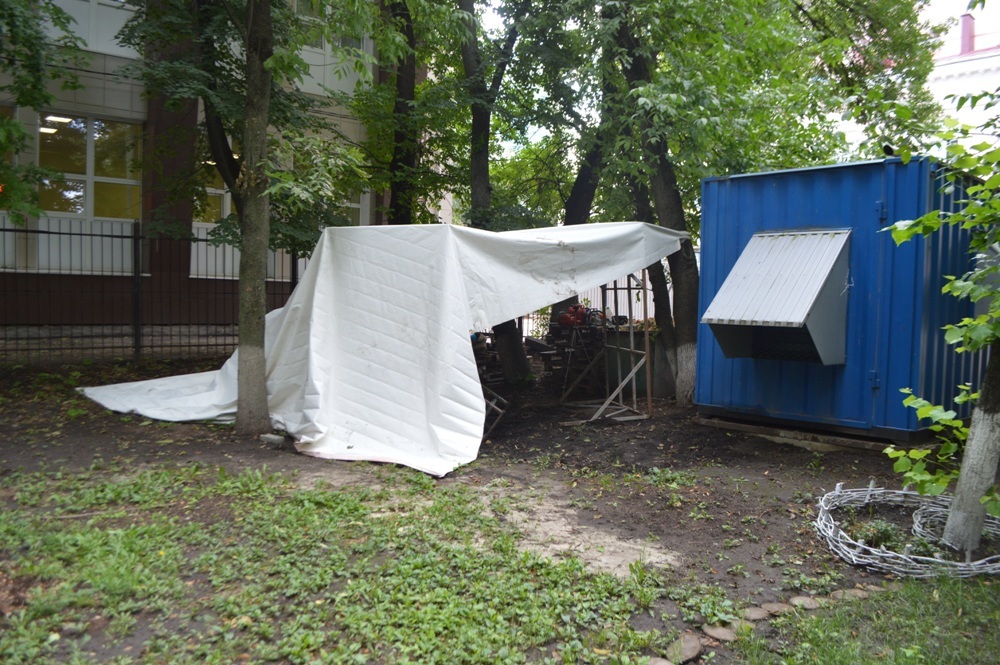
[0,464,673,664]
[737,577,1000,665]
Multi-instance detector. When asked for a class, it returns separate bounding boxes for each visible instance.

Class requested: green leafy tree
[790,0,947,157]
[337,0,944,394]
[342,0,470,226]
[885,387,972,498]
[490,0,943,400]
[118,0,376,435]
[888,97,1000,553]
[0,0,83,221]
[490,133,573,230]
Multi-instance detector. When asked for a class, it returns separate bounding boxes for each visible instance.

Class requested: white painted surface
[83,222,687,476]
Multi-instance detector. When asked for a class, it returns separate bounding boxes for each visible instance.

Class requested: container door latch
[868,370,881,389]
[875,200,887,224]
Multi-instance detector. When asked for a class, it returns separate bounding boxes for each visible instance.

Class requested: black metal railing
[1,216,303,364]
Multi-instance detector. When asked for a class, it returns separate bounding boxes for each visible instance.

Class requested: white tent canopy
[83,222,687,475]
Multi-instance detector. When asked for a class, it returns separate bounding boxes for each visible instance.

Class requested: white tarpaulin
[83,222,687,475]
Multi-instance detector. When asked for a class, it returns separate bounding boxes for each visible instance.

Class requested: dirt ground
[0,359,912,662]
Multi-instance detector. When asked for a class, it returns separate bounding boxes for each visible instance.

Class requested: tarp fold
[83,222,686,475]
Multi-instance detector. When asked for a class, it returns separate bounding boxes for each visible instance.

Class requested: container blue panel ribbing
[696,158,987,438]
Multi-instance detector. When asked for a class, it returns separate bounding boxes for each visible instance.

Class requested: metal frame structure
[561,270,654,423]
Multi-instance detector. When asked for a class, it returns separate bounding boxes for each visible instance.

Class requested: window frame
[36,112,143,222]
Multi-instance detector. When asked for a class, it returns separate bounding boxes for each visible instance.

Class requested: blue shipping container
[696,157,987,440]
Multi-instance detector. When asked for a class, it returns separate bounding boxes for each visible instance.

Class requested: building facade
[927,11,1000,132]
[1,0,375,343]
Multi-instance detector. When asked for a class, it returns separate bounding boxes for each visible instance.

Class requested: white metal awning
[702,229,851,365]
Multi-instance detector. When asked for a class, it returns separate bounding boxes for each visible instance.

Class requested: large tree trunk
[458,0,531,382]
[648,155,698,403]
[386,0,418,226]
[632,178,677,398]
[458,0,492,228]
[235,0,273,436]
[563,139,603,227]
[616,19,699,403]
[563,41,613,229]
[467,101,492,226]
[943,346,1000,555]
[493,319,532,383]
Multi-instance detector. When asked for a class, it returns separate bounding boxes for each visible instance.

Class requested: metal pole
[626,277,635,409]
[132,221,143,362]
[601,284,609,397]
[642,269,652,415]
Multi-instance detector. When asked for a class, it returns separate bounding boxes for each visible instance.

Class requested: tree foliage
[118,0,385,435]
[0,0,83,221]
[117,0,372,253]
[337,0,472,225]
[885,388,973,498]
[791,0,946,156]
[365,0,943,390]
[886,85,1000,549]
[889,108,1000,353]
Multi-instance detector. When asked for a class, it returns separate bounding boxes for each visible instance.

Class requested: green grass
[5,458,998,665]
[0,463,672,664]
[737,577,1000,665]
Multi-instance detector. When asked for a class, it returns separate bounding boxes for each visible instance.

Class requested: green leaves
[886,388,975,498]
[666,582,739,625]
[890,94,1000,357]
[887,214,942,245]
[0,0,85,222]
[884,445,958,496]
[264,132,368,254]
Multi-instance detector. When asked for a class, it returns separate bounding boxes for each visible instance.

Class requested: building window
[190,163,305,281]
[344,190,362,225]
[293,0,325,49]
[195,166,230,226]
[38,114,142,220]
[58,0,137,59]
[1,113,143,274]
[191,166,240,279]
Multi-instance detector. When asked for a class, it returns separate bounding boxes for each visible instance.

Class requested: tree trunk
[563,43,613,229]
[467,101,492,226]
[563,139,603,227]
[632,178,677,398]
[493,319,532,383]
[649,156,698,404]
[458,0,531,382]
[943,346,1000,555]
[616,19,699,403]
[387,0,418,226]
[235,0,273,436]
[458,0,491,228]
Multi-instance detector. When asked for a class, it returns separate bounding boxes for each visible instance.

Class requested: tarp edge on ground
[82,222,686,476]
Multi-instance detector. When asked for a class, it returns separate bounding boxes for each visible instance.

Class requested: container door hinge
[868,370,880,389]
[875,200,887,223]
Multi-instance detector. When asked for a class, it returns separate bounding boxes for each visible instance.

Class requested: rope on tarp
[814,481,1000,578]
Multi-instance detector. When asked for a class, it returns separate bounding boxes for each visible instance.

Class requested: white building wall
[60,0,137,59]
[925,2,1000,131]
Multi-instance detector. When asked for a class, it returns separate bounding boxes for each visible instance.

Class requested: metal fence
[2,216,670,365]
[1,216,301,364]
